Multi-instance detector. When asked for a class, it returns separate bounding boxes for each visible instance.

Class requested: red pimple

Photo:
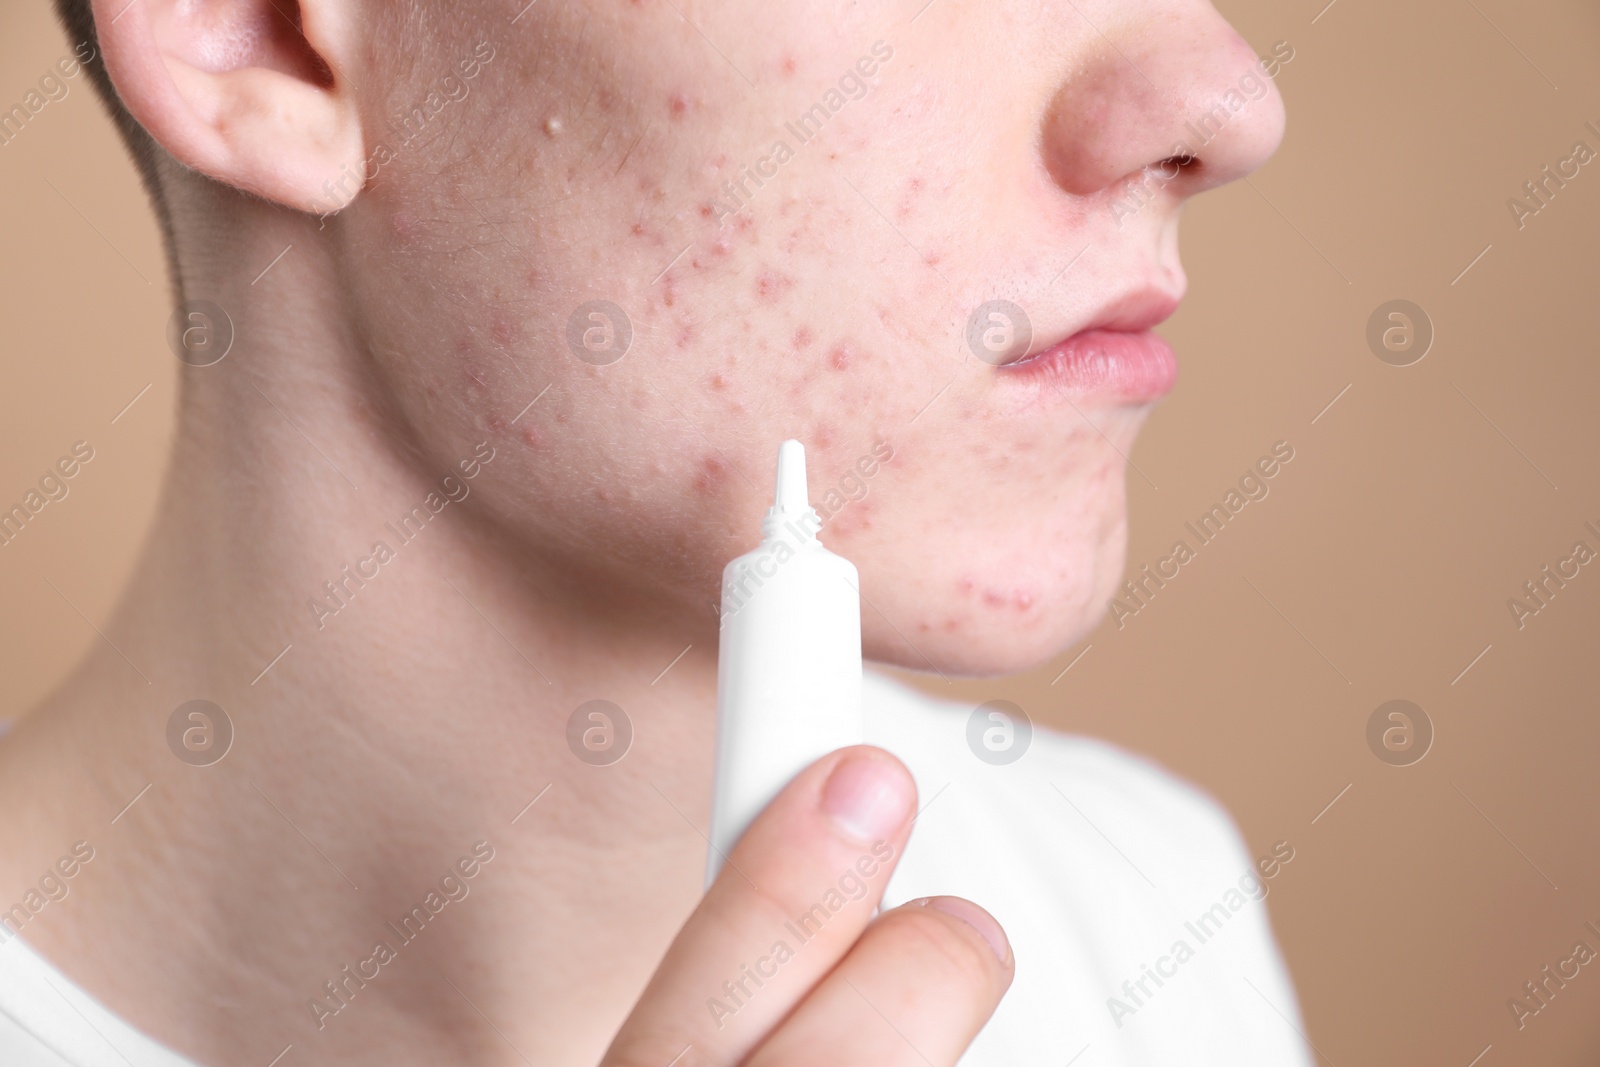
[520,425,544,448]
[780,54,798,77]
[755,271,793,302]
[793,325,814,349]
[828,343,853,371]
[709,373,728,391]
[668,93,692,118]
[692,455,728,497]
[676,324,696,349]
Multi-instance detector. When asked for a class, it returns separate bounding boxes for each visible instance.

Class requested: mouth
[997,288,1182,403]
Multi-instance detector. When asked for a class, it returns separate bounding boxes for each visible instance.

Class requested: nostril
[1156,154,1199,175]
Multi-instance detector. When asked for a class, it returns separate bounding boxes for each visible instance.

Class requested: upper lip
[1003,286,1184,366]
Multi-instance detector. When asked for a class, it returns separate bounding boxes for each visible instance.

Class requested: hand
[603,745,1013,1066]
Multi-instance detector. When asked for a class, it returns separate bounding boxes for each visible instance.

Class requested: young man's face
[334,0,1284,674]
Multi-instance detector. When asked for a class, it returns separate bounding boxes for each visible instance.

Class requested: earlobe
[91,0,365,214]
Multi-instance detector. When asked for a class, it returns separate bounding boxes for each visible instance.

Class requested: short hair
[53,0,178,276]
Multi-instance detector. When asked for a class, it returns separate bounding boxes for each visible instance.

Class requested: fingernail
[821,751,913,843]
[923,896,1012,964]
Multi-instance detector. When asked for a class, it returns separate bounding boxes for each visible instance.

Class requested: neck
[0,196,720,1065]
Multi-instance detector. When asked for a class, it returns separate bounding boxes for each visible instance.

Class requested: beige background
[5,0,1600,1063]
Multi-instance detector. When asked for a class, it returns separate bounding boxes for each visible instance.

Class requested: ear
[91,0,366,214]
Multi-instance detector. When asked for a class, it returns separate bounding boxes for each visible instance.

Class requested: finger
[747,896,1014,1067]
[602,745,918,1067]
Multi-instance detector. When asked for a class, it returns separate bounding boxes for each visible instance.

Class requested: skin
[0,0,1282,1063]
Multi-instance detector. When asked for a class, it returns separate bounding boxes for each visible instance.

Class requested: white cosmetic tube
[705,440,864,885]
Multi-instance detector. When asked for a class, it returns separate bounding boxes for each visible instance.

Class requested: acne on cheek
[821,495,874,538]
[897,176,925,223]
[691,454,729,498]
[754,270,793,302]
[957,576,1040,613]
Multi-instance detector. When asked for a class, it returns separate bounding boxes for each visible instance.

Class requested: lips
[998,289,1182,403]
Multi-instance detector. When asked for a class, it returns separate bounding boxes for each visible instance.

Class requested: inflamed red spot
[828,343,853,371]
[793,325,814,349]
[756,271,793,302]
[692,455,728,497]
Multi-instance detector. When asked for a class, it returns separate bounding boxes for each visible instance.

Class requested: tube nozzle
[763,439,820,541]
[774,439,808,512]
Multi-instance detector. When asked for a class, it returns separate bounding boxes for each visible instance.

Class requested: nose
[1039,5,1287,205]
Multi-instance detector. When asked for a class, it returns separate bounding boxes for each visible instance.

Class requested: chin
[861,507,1128,679]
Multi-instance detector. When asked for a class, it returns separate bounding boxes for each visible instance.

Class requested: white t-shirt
[0,670,1311,1065]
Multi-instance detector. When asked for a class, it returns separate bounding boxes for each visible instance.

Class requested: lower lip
[997,329,1177,402]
